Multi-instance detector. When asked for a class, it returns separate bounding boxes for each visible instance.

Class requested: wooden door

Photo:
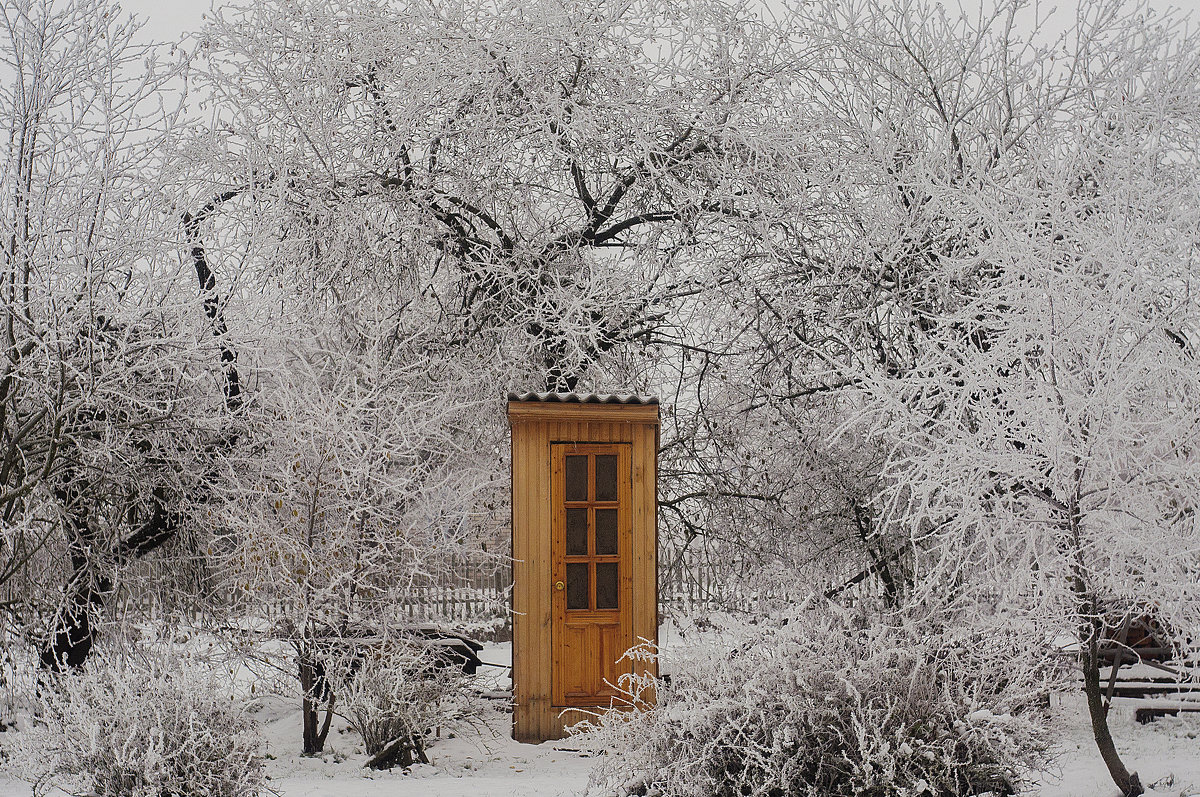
[551,443,633,706]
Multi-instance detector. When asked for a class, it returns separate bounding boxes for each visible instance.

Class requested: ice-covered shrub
[14,648,262,797]
[329,637,481,770]
[580,611,1056,797]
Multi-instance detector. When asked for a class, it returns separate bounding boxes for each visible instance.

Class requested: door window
[559,449,623,612]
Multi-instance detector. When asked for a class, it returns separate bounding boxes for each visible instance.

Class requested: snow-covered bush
[13,649,262,797]
[580,610,1056,797]
[329,637,481,770]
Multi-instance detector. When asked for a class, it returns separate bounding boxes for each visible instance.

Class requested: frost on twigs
[324,635,484,770]
[11,646,263,797]
[578,611,1056,797]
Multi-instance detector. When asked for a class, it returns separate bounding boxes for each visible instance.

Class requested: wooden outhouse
[507,392,659,743]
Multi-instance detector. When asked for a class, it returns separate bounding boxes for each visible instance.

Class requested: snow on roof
[507,391,658,405]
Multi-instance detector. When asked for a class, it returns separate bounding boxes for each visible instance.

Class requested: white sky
[122,0,1200,46]
[120,0,207,45]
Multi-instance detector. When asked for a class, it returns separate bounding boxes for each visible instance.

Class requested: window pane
[566,508,588,556]
[595,509,618,555]
[595,562,618,609]
[565,456,588,502]
[595,455,617,501]
[566,563,589,610]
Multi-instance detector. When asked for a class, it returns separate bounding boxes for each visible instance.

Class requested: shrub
[329,636,482,770]
[14,648,262,797]
[578,611,1056,797]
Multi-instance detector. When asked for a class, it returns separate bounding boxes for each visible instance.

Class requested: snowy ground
[247,641,592,797]
[1032,695,1199,797]
[0,641,1197,797]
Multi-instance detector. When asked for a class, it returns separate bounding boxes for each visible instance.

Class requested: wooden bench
[1135,705,1200,724]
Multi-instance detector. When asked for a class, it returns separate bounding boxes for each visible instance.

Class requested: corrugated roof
[507,391,658,405]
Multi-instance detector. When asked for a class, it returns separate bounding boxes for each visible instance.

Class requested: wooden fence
[107,548,516,641]
[657,542,890,615]
[384,548,885,630]
[106,542,886,639]
[397,563,512,640]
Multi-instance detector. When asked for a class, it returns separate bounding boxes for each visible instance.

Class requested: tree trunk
[38,565,110,670]
[39,497,108,670]
[298,655,335,754]
[1081,632,1143,796]
[1062,490,1143,797]
[39,488,178,670]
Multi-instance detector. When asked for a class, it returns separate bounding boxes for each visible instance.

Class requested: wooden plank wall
[632,420,659,657]
[509,403,658,743]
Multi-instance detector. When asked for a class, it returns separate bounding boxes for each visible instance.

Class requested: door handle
[554,580,565,591]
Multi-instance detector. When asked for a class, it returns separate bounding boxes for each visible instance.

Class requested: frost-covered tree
[0,0,238,669]
[185,0,848,613]
[774,2,1200,794]
[210,309,502,754]
[190,0,813,392]
[856,141,1200,797]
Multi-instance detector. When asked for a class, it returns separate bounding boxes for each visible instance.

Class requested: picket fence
[109,541,885,642]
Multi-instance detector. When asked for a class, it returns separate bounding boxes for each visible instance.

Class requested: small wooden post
[507,392,659,743]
